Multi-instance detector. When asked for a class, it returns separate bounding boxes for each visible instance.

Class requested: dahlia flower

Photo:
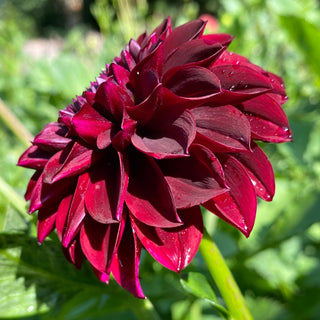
[18,17,291,298]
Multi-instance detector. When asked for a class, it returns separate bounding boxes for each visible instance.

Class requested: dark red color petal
[126,150,182,228]
[62,236,86,269]
[131,109,196,159]
[120,50,136,71]
[248,115,292,142]
[192,105,251,152]
[84,90,95,105]
[152,16,172,41]
[265,72,287,97]
[204,155,257,237]
[25,171,41,201]
[128,39,141,61]
[85,149,128,223]
[49,142,100,184]
[214,51,252,67]
[37,205,57,243]
[71,103,113,146]
[164,66,221,98]
[159,144,227,208]
[94,80,134,122]
[163,19,206,57]
[211,65,272,94]
[111,219,145,298]
[56,193,73,241]
[130,43,163,103]
[131,206,203,272]
[235,143,275,201]
[41,149,66,184]
[109,63,130,88]
[29,173,76,213]
[62,173,90,247]
[202,33,234,46]
[96,128,113,150]
[163,39,224,73]
[91,266,109,283]
[80,214,125,275]
[241,94,290,130]
[33,122,70,152]
[126,84,162,125]
[18,145,52,169]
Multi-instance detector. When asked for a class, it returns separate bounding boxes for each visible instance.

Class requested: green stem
[0,97,33,147]
[129,297,162,320]
[199,228,253,320]
[0,176,31,222]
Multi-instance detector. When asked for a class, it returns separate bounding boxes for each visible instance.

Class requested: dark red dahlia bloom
[18,18,291,298]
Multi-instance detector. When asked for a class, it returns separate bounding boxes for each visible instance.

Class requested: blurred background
[0,0,320,319]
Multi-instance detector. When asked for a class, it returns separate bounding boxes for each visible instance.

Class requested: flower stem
[199,228,253,320]
[129,298,162,320]
[0,176,32,222]
[0,97,33,147]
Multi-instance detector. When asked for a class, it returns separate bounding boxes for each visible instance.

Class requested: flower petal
[85,149,128,223]
[211,65,272,94]
[204,155,257,237]
[71,103,113,146]
[111,219,145,298]
[125,150,182,228]
[131,206,203,272]
[130,43,163,103]
[164,66,221,98]
[62,172,90,247]
[33,122,70,152]
[163,19,206,57]
[80,215,125,275]
[109,63,130,88]
[120,49,136,71]
[37,205,57,243]
[125,84,162,125]
[192,105,251,152]
[49,142,100,184]
[62,236,86,269]
[163,39,224,73]
[29,173,76,213]
[158,144,227,208]
[247,115,292,142]
[25,171,41,201]
[56,193,73,241]
[235,143,275,201]
[151,16,172,41]
[131,109,196,159]
[202,33,234,46]
[94,80,133,122]
[18,145,52,169]
[241,94,291,136]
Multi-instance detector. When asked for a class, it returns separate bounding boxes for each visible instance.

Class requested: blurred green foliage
[1,0,320,319]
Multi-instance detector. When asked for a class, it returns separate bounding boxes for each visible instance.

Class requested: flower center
[111,118,137,151]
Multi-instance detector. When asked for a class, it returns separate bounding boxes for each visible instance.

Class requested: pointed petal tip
[242,226,252,238]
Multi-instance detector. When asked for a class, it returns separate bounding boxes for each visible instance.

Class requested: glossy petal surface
[126,151,182,228]
[159,144,227,208]
[131,206,203,272]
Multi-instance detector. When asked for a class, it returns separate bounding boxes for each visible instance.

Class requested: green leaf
[171,299,202,320]
[0,246,49,317]
[180,272,228,317]
[0,232,131,319]
[245,296,289,320]
[279,15,320,77]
